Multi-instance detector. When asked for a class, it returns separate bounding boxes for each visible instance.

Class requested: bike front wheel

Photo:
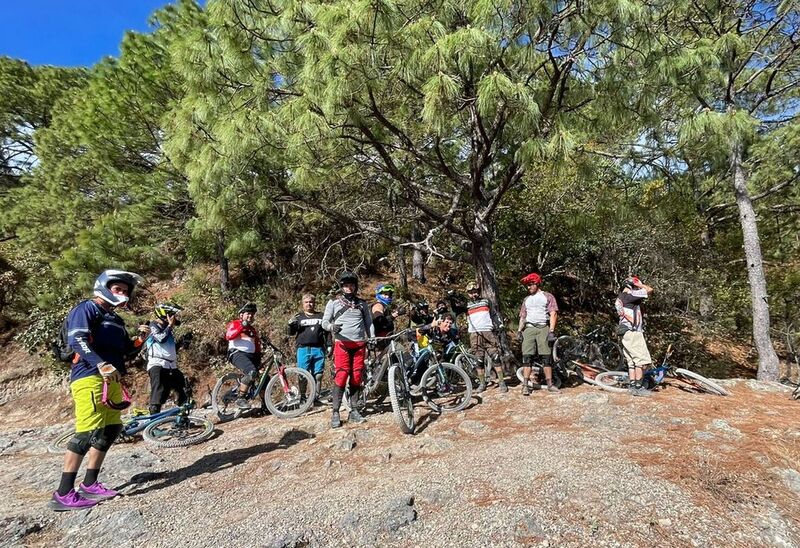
[388,365,415,434]
[211,372,244,423]
[673,368,730,396]
[142,415,215,448]
[264,367,316,419]
[594,371,631,393]
[421,362,472,413]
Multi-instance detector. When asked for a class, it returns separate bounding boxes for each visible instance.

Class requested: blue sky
[0,1,176,67]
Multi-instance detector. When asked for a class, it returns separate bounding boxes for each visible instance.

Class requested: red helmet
[623,276,641,289]
[521,273,542,285]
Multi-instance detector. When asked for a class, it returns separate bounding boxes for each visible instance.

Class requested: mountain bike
[368,330,416,434]
[515,356,567,390]
[415,341,472,413]
[516,350,615,390]
[50,384,214,451]
[778,326,800,400]
[553,327,626,372]
[212,340,315,422]
[452,339,516,385]
[594,345,730,396]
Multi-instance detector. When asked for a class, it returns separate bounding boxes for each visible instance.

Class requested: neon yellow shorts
[71,375,123,433]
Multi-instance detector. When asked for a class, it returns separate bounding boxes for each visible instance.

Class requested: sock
[478,373,486,384]
[83,468,100,486]
[57,472,78,496]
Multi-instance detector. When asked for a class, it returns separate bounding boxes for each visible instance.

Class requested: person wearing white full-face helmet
[49,270,147,512]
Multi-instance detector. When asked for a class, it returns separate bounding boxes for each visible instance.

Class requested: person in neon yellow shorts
[49,270,147,512]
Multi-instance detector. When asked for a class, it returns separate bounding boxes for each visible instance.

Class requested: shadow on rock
[119,428,314,495]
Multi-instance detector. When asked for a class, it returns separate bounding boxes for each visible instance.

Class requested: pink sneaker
[78,482,119,500]
[48,490,99,512]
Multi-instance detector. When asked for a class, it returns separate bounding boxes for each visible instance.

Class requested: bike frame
[123,391,196,435]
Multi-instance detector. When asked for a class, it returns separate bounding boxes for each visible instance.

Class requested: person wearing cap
[517,273,559,395]
[50,270,146,512]
[615,276,654,396]
[322,271,375,428]
[225,302,262,408]
[464,281,508,394]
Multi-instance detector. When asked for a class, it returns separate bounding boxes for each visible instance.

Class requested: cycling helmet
[465,281,480,292]
[338,271,358,288]
[375,283,396,306]
[93,270,144,307]
[238,302,257,315]
[155,302,183,320]
[521,272,542,285]
[415,300,430,311]
[623,276,641,289]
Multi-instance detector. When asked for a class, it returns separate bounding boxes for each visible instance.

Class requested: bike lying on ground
[212,340,315,422]
[553,327,626,372]
[594,345,730,396]
[50,384,214,450]
[778,326,800,400]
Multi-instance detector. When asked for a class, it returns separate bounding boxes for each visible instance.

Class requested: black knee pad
[90,424,123,452]
[66,431,93,456]
[241,373,254,385]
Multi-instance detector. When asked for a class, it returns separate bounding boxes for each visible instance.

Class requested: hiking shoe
[348,408,366,424]
[476,382,486,394]
[78,482,118,501]
[547,384,560,393]
[48,490,98,512]
[498,382,508,393]
[521,384,531,396]
[236,397,250,409]
[331,411,342,428]
[629,386,652,397]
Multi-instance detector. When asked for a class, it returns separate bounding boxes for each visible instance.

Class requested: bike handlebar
[367,329,413,343]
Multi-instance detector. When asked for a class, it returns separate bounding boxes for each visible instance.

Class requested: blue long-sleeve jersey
[66,300,137,383]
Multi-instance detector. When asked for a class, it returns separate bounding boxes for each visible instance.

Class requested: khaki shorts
[522,324,550,357]
[621,331,652,368]
[469,331,497,363]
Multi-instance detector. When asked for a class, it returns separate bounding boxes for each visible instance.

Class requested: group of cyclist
[51,267,653,511]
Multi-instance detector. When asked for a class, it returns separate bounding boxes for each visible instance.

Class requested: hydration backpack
[51,301,102,363]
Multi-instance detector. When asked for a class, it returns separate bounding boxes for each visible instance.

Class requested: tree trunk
[471,220,512,373]
[397,244,408,293]
[731,141,780,380]
[217,231,231,294]
[411,224,426,283]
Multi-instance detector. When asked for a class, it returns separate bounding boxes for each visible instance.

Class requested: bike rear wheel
[594,371,630,393]
[673,368,730,396]
[388,365,415,434]
[264,367,315,419]
[599,340,626,371]
[142,415,214,448]
[420,362,472,413]
[211,372,244,423]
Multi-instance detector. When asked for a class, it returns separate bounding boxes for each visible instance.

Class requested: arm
[149,321,172,343]
[546,293,558,332]
[225,320,244,340]
[66,304,104,369]
[636,283,653,295]
[321,301,335,331]
[518,301,526,333]
[287,313,300,336]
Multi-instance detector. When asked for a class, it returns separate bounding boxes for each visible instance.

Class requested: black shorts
[228,350,260,377]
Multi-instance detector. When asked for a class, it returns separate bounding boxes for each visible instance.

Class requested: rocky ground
[1,364,799,547]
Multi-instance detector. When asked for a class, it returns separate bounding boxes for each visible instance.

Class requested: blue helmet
[375,283,396,306]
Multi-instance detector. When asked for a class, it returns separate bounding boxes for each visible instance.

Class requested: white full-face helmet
[93,269,145,307]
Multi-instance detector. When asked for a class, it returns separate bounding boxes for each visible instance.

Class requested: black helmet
[415,300,429,310]
[238,302,257,315]
[338,271,358,287]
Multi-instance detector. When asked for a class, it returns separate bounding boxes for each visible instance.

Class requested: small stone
[776,469,800,495]
[382,496,417,532]
[270,461,282,472]
[337,435,356,451]
[692,431,715,441]
[458,420,487,434]
[657,518,672,528]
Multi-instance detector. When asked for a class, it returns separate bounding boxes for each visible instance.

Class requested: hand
[517,330,524,340]
[241,320,250,327]
[547,331,557,344]
[167,315,176,327]
[138,324,150,336]
[330,324,342,334]
[326,346,333,357]
[98,362,120,383]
